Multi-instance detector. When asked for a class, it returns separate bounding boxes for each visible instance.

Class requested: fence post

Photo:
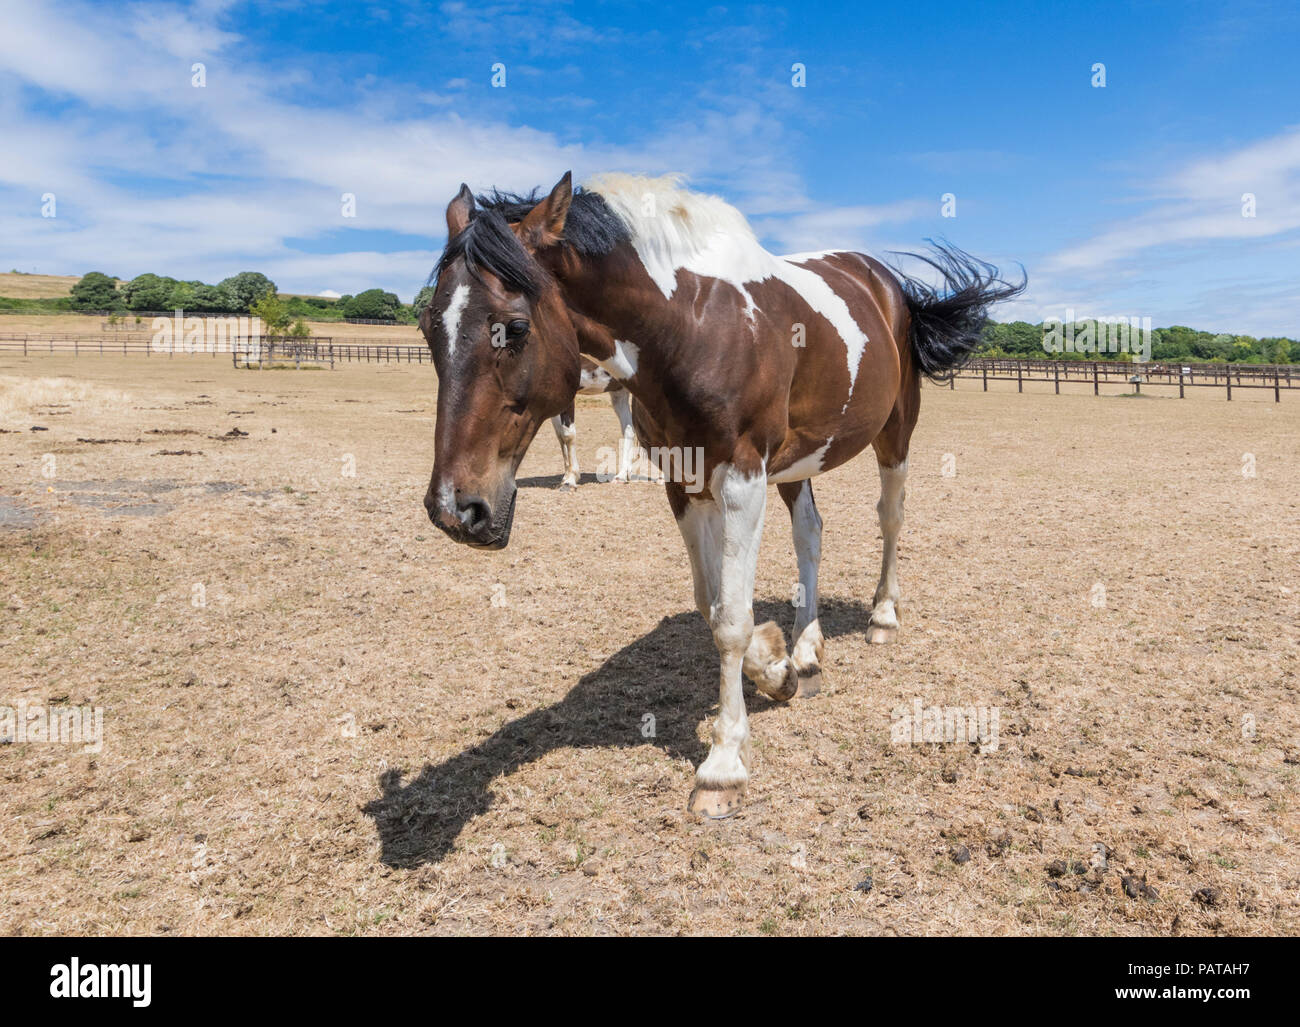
[1017,360,1023,393]
[1226,373,1231,401]
[1179,368,1184,398]
[1275,368,1280,403]
[1054,363,1059,394]
[1093,363,1099,396]
[982,363,987,391]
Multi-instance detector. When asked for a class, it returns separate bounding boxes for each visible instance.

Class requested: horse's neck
[557,244,670,369]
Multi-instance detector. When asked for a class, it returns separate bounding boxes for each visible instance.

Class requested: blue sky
[2,0,1298,334]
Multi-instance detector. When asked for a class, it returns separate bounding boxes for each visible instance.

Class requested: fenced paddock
[950,358,1297,401]
[3,334,1294,401]
[1,354,1296,936]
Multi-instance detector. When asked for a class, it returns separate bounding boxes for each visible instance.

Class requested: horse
[550,358,636,490]
[420,172,1024,818]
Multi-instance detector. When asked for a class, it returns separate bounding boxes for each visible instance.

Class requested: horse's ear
[519,171,572,247]
[446,183,474,238]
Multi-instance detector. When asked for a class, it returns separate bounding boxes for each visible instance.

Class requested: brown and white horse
[421,173,1023,818]
[550,358,637,489]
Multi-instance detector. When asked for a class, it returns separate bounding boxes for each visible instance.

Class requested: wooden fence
[1,333,1296,400]
[0,334,425,363]
[948,358,1295,402]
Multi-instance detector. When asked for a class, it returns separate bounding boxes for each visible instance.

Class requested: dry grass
[0,313,422,341]
[0,273,86,299]
[0,354,1296,936]
[0,375,136,421]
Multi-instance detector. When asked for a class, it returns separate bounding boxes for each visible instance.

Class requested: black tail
[890,241,1027,383]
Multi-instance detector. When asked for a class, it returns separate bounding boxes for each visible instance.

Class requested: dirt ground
[0,354,1296,936]
[0,312,421,341]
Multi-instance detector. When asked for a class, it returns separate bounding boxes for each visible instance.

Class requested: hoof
[761,659,798,702]
[557,480,577,493]
[867,623,897,645]
[688,785,744,820]
[795,667,823,697]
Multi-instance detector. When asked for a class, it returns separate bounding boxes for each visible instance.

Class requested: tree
[70,272,121,310]
[288,318,312,338]
[218,272,276,312]
[166,280,196,310]
[250,289,291,336]
[342,288,401,320]
[1261,337,1292,364]
[122,273,178,311]
[189,283,236,313]
[412,284,435,315]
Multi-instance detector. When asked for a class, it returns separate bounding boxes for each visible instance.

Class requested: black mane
[430,187,628,299]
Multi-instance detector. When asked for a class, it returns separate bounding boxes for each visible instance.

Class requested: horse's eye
[506,319,530,339]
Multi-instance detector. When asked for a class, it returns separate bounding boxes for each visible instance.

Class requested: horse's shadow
[363,597,872,867]
[515,472,602,488]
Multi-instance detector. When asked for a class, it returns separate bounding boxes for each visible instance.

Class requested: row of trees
[58,278,1297,362]
[979,321,1294,364]
[69,272,416,323]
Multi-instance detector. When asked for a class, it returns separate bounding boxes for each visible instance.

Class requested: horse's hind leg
[778,480,825,696]
[609,388,634,482]
[551,404,579,491]
[868,383,919,643]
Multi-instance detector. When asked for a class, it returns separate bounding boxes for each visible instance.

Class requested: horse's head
[421,173,582,549]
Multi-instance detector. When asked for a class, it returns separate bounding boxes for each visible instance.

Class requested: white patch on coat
[587,174,869,398]
[767,437,833,484]
[440,283,470,357]
[595,339,639,380]
[783,249,846,263]
[578,365,613,393]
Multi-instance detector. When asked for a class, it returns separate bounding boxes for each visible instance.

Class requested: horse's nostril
[457,496,491,531]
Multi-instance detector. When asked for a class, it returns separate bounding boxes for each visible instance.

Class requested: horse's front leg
[672,462,768,819]
[551,405,579,491]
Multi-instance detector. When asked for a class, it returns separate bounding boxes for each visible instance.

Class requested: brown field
[0,273,85,299]
[0,354,1296,936]
[0,313,422,341]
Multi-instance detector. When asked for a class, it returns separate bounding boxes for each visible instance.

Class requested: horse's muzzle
[426,485,515,550]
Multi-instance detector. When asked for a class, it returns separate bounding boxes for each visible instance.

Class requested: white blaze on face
[441,283,470,357]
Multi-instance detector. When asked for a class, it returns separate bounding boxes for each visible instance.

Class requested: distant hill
[0,272,89,298]
[0,272,326,303]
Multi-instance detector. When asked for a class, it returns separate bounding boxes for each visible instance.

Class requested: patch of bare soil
[0,356,1296,935]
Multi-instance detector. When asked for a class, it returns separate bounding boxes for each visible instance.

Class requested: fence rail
[0,334,425,362]
[949,358,1295,401]
[1,334,1295,400]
